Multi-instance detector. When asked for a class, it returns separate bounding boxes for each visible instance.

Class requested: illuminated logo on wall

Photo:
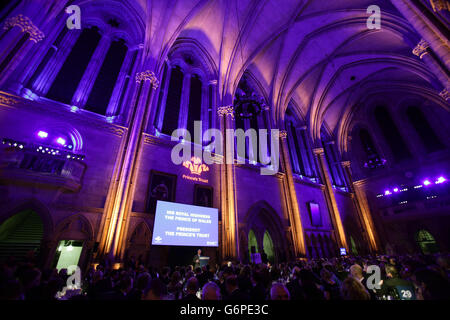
[182,157,209,183]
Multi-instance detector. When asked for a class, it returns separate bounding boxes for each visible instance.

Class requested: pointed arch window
[46,27,101,105]
[161,66,184,135]
[359,128,385,169]
[374,106,411,162]
[406,106,444,153]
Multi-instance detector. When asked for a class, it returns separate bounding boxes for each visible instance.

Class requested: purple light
[393,187,399,193]
[384,190,391,196]
[56,137,66,145]
[423,179,431,186]
[436,176,447,184]
[37,131,48,138]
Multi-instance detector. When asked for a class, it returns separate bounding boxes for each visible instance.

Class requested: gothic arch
[0,198,54,240]
[55,213,94,242]
[241,200,288,263]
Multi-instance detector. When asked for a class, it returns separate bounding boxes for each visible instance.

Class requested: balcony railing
[0,139,86,192]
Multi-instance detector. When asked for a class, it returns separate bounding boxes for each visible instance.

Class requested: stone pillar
[31,29,81,96]
[5,17,67,94]
[71,34,112,108]
[341,161,379,253]
[106,47,136,116]
[218,105,238,260]
[178,72,191,131]
[153,60,172,132]
[0,14,45,88]
[279,130,306,257]
[390,0,450,70]
[412,38,449,93]
[313,147,348,251]
[97,70,159,261]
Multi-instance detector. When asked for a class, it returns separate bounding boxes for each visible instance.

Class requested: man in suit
[193,249,202,269]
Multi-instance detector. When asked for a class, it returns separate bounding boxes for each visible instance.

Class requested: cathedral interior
[0,0,449,270]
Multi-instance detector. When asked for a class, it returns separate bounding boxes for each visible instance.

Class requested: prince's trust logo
[183,157,209,176]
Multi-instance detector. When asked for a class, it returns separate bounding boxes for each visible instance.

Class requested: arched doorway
[263,231,275,264]
[350,236,358,255]
[242,201,288,264]
[0,210,44,261]
[416,229,438,254]
[248,229,258,262]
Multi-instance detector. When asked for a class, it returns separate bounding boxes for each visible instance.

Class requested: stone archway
[0,199,54,266]
[125,221,152,265]
[53,214,95,271]
[241,201,288,263]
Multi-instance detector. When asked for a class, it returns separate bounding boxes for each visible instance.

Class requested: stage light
[37,131,48,138]
[435,176,447,184]
[393,187,399,193]
[423,179,431,186]
[56,137,66,145]
[384,190,391,196]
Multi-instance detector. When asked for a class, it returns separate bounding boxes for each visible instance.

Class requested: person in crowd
[167,271,183,300]
[412,268,450,300]
[380,265,416,300]
[202,281,221,300]
[182,277,200,301]
[144,278,165,300]
[270,282,290,300]
[320,268,341,300]
[1,252,449,301]
[340,277,370,300]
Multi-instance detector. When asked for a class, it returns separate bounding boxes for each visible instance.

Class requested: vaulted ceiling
[77,0,445,144]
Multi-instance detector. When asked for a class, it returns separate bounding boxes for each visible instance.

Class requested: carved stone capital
[341,160,351,168]
[430,0,450,12]
[412,39,429,59]
[4,14,44,43]
[439,88,449,101]
[312,147,324,155]
[279,130,288,139]
[135,70,159,88]
[217,105,234,118]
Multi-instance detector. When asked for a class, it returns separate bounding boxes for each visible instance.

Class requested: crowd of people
[0,252,449,300]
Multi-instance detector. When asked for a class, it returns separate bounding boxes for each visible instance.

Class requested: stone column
[71,34,112,108]
[106,47,135,116]
[0,14,45,88]
[390,0,450,70]
[218,105,238,260]
[31,29,81,96]
[313,147,348,251]
[341,161,379,253]
[178,72,191,131]
[279,130,306,257]
[153,60,172,132]
[97,70,159,261]
[412,39,449,97]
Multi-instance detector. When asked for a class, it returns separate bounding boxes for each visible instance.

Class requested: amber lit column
[279,130,306,257]
[97,70,159,261]
[313,147,348,251]
[217,105,238,260]
[341,161,379,253]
